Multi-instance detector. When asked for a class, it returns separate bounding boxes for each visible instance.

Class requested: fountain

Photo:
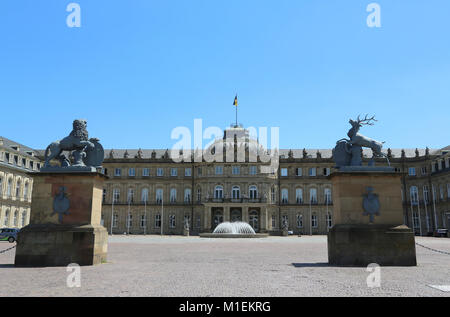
[200,221,268,238]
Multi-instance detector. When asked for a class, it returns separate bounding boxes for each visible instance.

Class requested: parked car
[0,228,19,243]
[436,229,448,238]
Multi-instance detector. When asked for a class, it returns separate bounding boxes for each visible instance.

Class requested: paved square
[1,236,449,297]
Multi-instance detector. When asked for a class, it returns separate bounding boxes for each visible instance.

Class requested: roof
[0,136,41,159]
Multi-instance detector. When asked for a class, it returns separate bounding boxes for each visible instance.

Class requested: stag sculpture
[333,115,389,168]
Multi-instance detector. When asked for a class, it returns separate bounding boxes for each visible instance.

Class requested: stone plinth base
[328,224,416,266]
[15,224,108,267]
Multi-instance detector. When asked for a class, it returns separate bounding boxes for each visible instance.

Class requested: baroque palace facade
[0,137,42,230]
[1,128,449,236]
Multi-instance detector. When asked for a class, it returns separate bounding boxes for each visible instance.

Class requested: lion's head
[70,119,89,140]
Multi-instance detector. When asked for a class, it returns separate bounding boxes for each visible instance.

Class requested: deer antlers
[356,114,377,126]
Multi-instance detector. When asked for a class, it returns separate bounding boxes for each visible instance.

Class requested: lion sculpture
[44,119,99,168]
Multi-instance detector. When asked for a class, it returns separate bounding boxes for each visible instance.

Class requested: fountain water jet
[200,221,268,238]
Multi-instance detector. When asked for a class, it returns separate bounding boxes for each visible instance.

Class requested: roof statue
[333,115,392,171]
[42,119,104,172]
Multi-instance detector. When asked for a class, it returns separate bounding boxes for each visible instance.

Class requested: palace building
[0,137,43,229]
[1,128,449,236]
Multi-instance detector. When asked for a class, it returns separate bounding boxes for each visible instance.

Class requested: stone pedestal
[327,171,416,266]
[15,172,108,267]
[281,229,289,236]
[183,228,190,236]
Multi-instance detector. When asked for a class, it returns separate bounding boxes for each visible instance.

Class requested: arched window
[249,210,259,231]
[249,185,258,200]
[156,189,163,204]
[141,188,149,203]
[281,189,289,204]
[7,178,12,197]
[197,187,201,202]
[410,186,419,205]
[324,188,332,204]
[309,188,318,204]
[13,210,18,226]
[21,210,27,227]
[15,179,21,198]
[127,188,134,203]
[215,186,223,199]
[232,186,240,199]
[184,188,191,203]
[295,188,303,204]
[113,188,120,204]
[4,209,10,226]
[170,188,177,203]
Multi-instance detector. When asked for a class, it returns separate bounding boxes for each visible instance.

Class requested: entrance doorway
[249,210,259,232]
[212,208,223,229]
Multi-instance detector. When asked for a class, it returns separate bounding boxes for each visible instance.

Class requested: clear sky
[1,0,449,150]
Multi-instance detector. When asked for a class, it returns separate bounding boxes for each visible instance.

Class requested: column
[224,206,230,222]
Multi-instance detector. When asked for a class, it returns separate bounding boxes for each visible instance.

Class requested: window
[249,185,258,199]
[249,166,257,175]
[140,215,147,228]
[155,214,161,228]
[21,210,27,227]
[3,209,9,226]
[447,183,450,199]
[232,166,240,175]
[142,168,150,177]
[421,167,427,175]
[102,189,106,203]
[281,189,289,204]
[271,215,276,228]
[439,184,444,200]
[412,211,420,230]
[423,186,429,204]
[271,186,276,203]
[156,189,163,204]
[0,177,2,196]
[30,161,34,170]
[114,168,122,177]
[197,167,202,176]
[215,166,223,175]
[7,179,12,197]
[281,168,288,177]
[113,189,120,204]
[23,182,30,200]
[232,186,240,199]
[197,187,201,202]
[185,168,192,177]
[408,167,416,176]
[184,188,191,203]
[22,158,26,167]
[323,168,330,176]
[170,188,177,203]
[127,188,135,203]
[311,214,318,228]
[309,168,317,177]
[310,188,317,204]
[410,186,419,205]
[157,168,164,176]
[171,168,178,177]
[128,168,136,177]
[113,213,118,228]
[13,210,18,226]
[296,168,302,177]
[141,188,149,203]
[324,188,332,204]
[326,213,333,228]
[15,180,21,198]
[169,215,176,228]
[296,188,303,204]
[214,186,223,199]
[296,214,303,228]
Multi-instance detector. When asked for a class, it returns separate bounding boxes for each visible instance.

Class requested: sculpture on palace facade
[333,115,390,169]
[43,119,104,171]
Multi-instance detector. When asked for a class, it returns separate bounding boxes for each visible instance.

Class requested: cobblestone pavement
[0,236,449,297]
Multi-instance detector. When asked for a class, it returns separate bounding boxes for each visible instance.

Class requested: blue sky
[0,0,449,150]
